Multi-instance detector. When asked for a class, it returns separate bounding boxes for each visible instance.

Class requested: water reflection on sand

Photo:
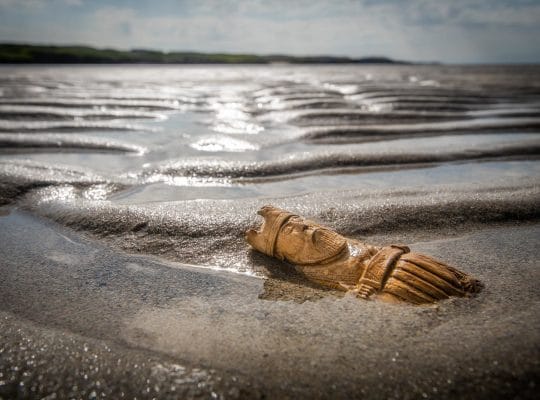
[0,65,539,399]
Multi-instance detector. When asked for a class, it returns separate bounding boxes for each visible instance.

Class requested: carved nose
[257,205,274,216]
[246,228,258,241]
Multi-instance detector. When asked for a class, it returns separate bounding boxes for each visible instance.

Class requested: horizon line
[2,42,540,65]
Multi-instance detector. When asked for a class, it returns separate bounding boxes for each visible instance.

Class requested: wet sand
[1,210,538,399]
[1,64,539,398]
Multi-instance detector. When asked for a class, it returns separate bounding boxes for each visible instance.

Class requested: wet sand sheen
[0,64,539,399]
[0,210,538,399]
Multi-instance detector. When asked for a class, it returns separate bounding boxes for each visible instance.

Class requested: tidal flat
[0,65,539,399]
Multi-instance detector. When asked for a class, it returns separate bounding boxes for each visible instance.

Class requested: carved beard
[280,226,347,265]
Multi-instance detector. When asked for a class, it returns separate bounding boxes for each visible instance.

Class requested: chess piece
[246,205,481,304]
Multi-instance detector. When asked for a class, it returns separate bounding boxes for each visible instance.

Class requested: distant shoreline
[0,43,409,64]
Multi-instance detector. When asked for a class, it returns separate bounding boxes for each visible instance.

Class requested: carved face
[275,216,347,265]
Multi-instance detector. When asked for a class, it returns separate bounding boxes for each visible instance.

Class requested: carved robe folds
[246,206,481,305]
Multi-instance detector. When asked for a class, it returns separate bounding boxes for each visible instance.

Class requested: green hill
[0,43,405,64]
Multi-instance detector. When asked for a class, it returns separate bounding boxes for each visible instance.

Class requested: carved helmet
[246,205,347,264]
[246,205,297,258]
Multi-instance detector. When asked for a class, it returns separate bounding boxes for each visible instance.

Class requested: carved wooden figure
[246,205,481,305]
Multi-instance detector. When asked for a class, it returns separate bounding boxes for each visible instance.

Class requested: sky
[0,0,539,63]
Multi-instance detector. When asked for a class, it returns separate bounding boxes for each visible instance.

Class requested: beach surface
[1,65,539,399]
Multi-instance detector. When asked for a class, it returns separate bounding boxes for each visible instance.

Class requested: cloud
[70,5,406,57]
[0,0,539,62]
[0,0,83,8]
[0,0,44,8]
[63,0,83,6]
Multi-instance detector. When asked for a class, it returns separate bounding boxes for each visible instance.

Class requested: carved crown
[245,205,297,259]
